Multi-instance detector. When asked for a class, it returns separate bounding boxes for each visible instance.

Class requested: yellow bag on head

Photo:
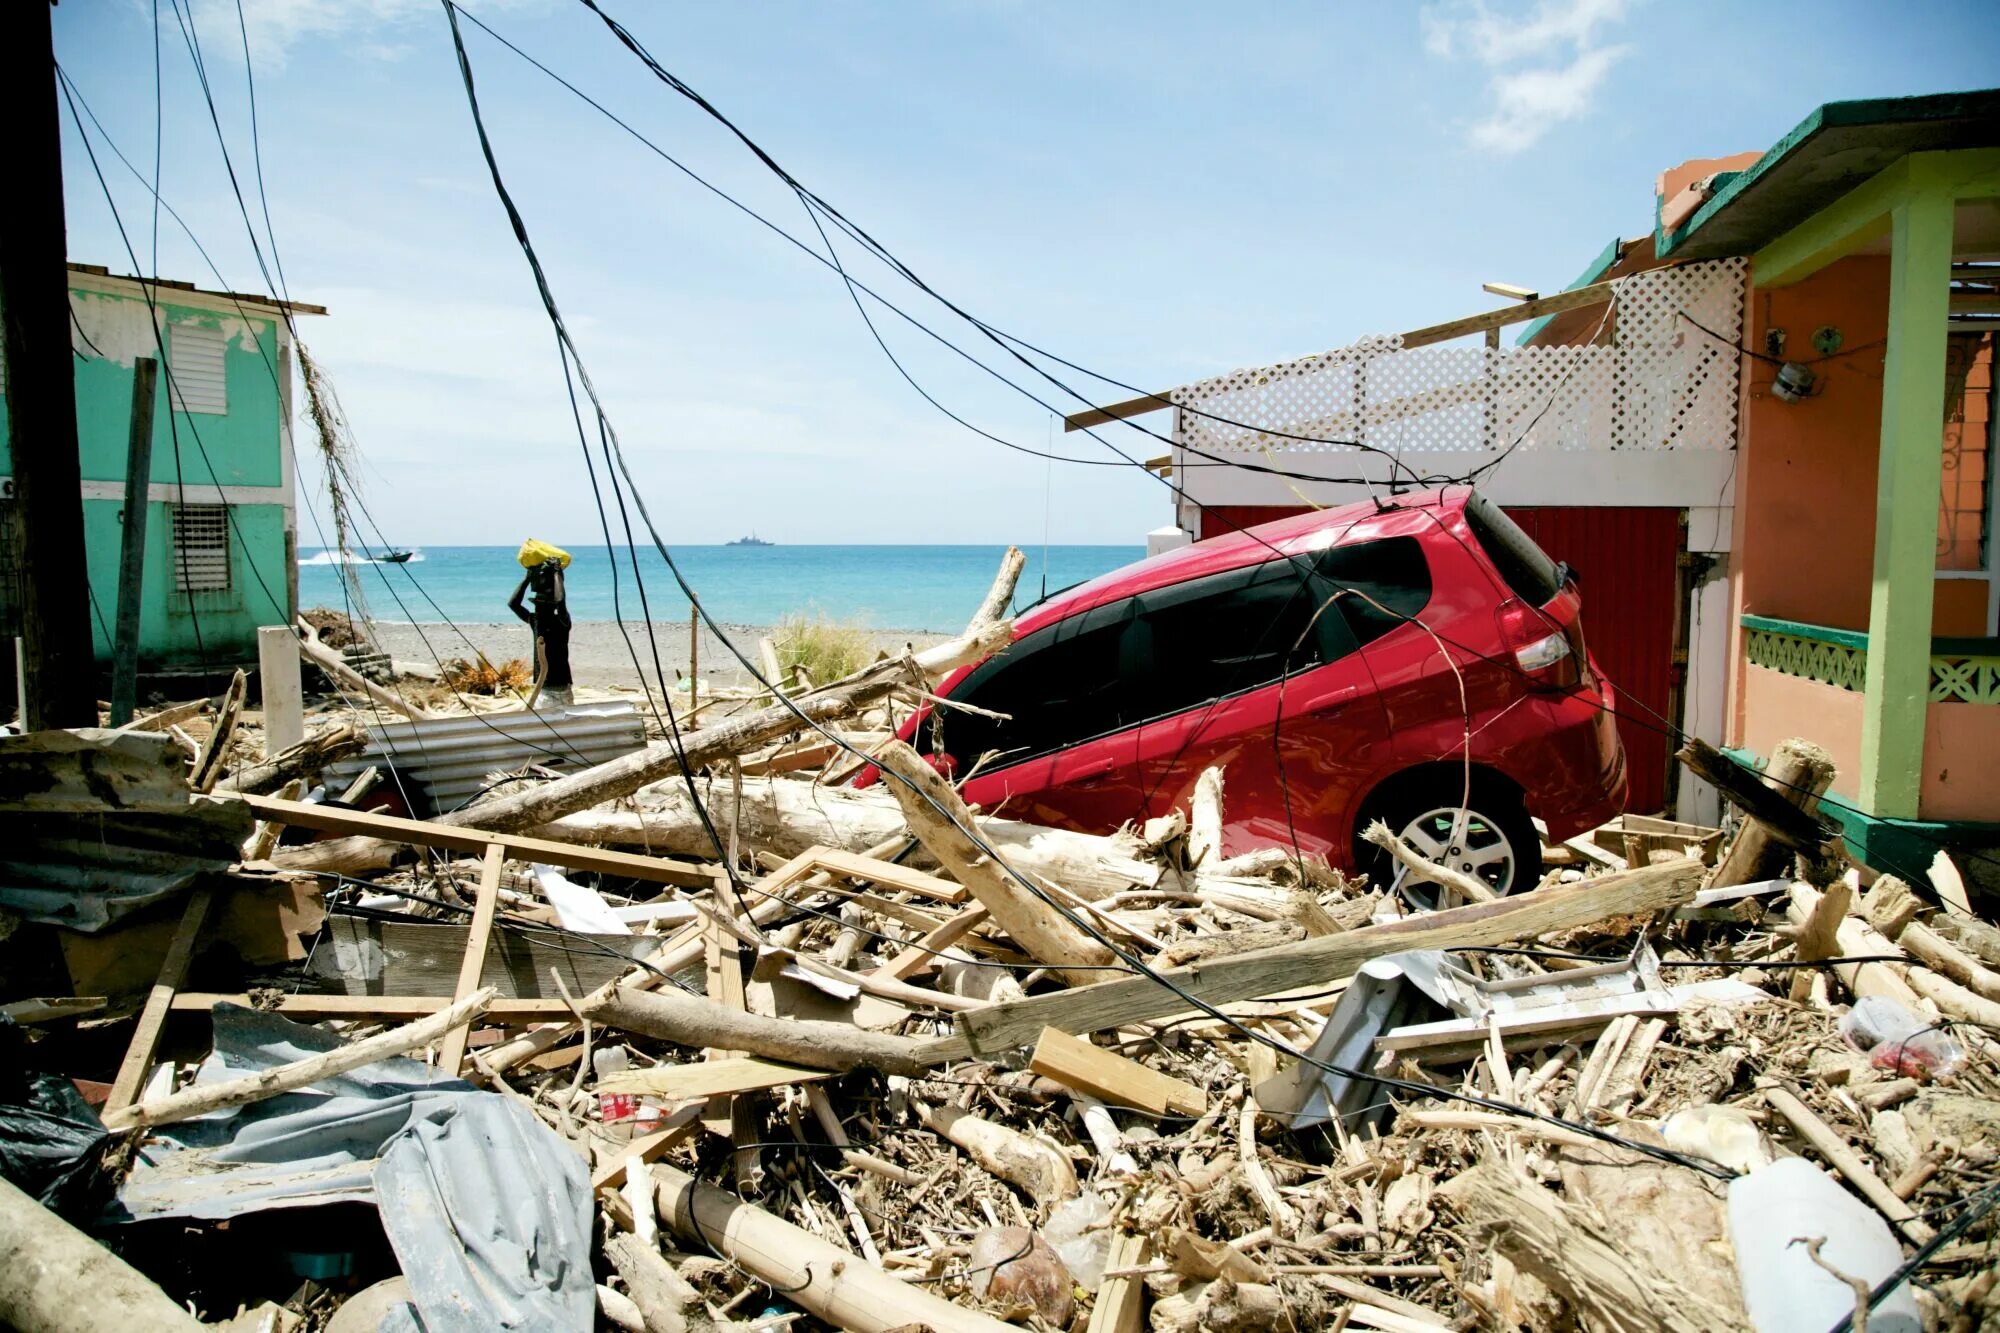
[518,539,572,570]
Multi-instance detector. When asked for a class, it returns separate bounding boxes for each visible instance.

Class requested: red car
[868,488,1626,897]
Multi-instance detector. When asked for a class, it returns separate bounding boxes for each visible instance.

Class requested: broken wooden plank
[105,887,214,1116]
[188,670,247,794]
[796,846,970,904]
[251,794,712,887]
[171,992,574,1020]
[925,860,1702,1061]
[872,904,990,983]
[1028,1026,1208,1116]
[598,1056,833,1101]
[437,842,506,1076]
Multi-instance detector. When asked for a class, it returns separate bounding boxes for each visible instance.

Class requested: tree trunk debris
[7,558,1996,1333]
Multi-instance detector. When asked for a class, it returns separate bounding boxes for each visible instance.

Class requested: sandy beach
[369,620,951,689]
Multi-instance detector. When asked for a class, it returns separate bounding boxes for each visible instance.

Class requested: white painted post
[257,625,304,757]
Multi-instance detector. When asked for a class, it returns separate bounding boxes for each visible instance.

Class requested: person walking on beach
[510,540,573,707]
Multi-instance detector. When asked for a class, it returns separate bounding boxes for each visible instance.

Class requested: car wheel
[1357,776,1541,903]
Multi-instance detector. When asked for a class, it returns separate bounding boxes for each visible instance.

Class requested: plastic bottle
[1727,1157,1921,1332]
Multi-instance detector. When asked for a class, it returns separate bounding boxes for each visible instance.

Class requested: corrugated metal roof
[324,702,646,816]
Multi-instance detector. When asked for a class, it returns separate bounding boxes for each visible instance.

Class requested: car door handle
[1068,758,1115,783]
[1297,683,1358,714]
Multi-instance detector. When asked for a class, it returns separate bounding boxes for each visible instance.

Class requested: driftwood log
[1708,736,1836,888]
[1678,738,1837,860]
[649,1161,1017,1333]
[297,618,430,720]
[214,720,366,794]
[103,987,495,1131]
[537,776,1161,901]
[579,983,930,1076]
[281,620,1014,877]
[0,1175,203,1331]
[874,741,1115,983]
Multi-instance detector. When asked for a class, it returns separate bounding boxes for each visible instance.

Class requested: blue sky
[52,0,2000,547]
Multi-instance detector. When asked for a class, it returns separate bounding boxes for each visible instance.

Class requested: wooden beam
[923,860,1701,1061]
[106,888,214,1115]
[171,992,574,1020]
[1061,278,1619,433]
[240,793,712,887]
[598,1056,833,1101]
[1398,279,1618,350]
[1028,1026,1208,1116]
[1062,390,1175,433]
[436,843,505,1076]
[799,846,969,904]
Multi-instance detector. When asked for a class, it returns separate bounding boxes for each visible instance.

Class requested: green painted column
[1858,182,1953,819]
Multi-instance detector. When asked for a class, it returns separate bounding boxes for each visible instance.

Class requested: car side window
[1316,535,1434,647]
[924,597,1137,771]
[1123,554,1360,726]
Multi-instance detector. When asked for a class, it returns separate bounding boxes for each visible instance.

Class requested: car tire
[1355,772,1542,904]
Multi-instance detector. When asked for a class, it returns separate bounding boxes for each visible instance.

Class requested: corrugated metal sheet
[1194,502,1685,814]
[1505,506,1684,814]
[324,702,646,816]
[168,321,229,414]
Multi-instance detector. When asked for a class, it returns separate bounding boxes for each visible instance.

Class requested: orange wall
[1730,256,1987,638]
[1921,700,2000,822]
[1732,256,1894,634]
[1740,665,1864,797]
[1739,665,2000,822]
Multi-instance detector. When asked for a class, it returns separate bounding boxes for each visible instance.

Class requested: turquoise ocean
[299,545,1146,634]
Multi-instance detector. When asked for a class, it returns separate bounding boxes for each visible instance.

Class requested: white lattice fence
[1173,258,1746,462]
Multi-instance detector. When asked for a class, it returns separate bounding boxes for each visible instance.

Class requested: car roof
[1016,486,1468,635]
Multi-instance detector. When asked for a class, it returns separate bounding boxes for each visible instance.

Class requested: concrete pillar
[1858,185,1953,819]
[257,624,305,757]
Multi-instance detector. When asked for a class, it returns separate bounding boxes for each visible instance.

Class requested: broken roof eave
[67,262,328,317]
[1655,88,2000,264]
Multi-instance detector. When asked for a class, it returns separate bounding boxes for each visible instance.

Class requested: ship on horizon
[726,533,775,547]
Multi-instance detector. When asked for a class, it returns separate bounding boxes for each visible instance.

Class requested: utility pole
[111,359,159,726]
[0,0,99,729]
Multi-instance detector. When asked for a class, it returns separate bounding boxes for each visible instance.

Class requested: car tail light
[1497,597,1581,689]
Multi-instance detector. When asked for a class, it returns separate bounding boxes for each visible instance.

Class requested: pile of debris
[2,558,1997,1332]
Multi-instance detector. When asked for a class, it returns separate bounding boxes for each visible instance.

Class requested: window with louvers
[172,505,231,592]
[168,321,228,415]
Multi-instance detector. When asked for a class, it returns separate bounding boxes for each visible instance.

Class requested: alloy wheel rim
[1395,805,1517,896]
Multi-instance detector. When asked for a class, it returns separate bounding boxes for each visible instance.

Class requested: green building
[0,264,322,674]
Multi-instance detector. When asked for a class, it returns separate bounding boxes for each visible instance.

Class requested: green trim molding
[1720,745,2000,882]
[1741,615,2000,705]
[1658,89,2000,261]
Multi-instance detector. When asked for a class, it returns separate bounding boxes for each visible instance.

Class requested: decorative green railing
[1742,615,2000,705]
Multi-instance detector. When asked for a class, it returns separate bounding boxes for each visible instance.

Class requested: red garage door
[1198,502,1685,813]
[1504,507,1684,815]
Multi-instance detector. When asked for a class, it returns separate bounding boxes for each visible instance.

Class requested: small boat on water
[380,549,417,564]
[727,533,774,547]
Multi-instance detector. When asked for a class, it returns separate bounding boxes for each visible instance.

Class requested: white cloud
[185,0,546,70]
[1422,0,1632,154]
